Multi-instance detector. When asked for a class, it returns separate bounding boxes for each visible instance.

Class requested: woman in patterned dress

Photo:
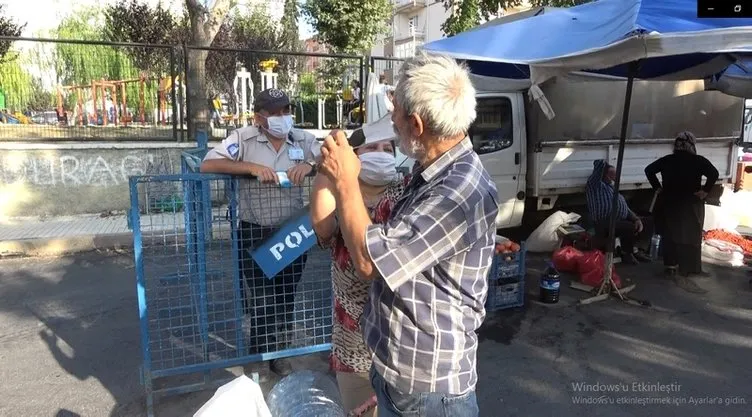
[310,128,405,416]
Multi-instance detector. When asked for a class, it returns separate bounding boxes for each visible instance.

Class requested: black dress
[645,151,719,274]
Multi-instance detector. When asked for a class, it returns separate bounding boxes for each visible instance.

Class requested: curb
[0,233,133,258]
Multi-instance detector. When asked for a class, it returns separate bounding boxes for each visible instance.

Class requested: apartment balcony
[394,0,427,14]
[394,30,425,44]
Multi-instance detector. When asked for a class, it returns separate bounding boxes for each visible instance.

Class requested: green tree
[25,78,55,111]
[302,0,392,54]
[53,10,161,118]
[203,6,280,104]
[442,0,592,36]
[0,4,25,62]
[280,0,302,52]
[277,0,304,91]
[303,0,389,94]
[54,9,138,85]
[0,58,34,110]
[103,0,185,76]
[184,0,233,135]
[442,0,483,37]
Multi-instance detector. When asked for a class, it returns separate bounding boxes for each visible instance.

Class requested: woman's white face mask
[358,152,397,186]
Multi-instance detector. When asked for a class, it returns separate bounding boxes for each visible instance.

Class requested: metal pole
[183,43,193,143]
[170,47,179,142]
[177,47,185,142]
[359,56,364,126]
[601,60,639,295]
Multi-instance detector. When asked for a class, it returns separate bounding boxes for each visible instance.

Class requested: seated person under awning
[585,160,650,264]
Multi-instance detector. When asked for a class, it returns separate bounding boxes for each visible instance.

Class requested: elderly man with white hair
[317,51,498,417]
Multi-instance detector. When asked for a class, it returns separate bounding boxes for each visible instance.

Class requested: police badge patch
[227,143,239,158]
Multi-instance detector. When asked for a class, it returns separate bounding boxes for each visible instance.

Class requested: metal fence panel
[0,37,178,141]
[187,46,365,139]
[0,36,376,143]
[130,172,332,416]
[371,56,405,86]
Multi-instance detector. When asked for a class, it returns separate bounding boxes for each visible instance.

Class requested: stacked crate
[485,239,527,312]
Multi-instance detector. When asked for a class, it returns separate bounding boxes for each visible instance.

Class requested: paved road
[0,251,750,417]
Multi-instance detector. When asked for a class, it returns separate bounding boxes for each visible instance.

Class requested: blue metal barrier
[130,173,333,417]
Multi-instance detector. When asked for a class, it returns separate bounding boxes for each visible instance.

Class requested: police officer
[201,88,318,376]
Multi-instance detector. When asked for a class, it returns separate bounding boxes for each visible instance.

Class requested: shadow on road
[1,249,751,417]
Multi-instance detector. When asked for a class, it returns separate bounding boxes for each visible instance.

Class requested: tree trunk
[187,48,210,137]
[185,0,232,140]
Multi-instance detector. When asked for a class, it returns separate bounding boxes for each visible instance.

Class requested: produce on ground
[705,229,752,255]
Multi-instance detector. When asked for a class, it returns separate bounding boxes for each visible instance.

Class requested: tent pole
[584,60,640,303]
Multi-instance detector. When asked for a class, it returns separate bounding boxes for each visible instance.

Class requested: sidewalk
[0,214,137,256]
[0,210,231,256]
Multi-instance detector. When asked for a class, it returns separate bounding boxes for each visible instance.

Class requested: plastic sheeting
[193,375,271,417]
[705,59,752,98]
[719,187,752,229]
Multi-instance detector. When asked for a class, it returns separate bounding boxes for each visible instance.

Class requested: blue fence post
[193,177,211,376]
[195,129,213,239]
[228,178,245,355]
[183,171,198,278]
[195,129,209,150]
[130,177,154,417]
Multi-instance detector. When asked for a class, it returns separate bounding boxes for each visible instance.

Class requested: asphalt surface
[0,250,751,417]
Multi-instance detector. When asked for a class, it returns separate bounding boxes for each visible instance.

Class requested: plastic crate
[486,280,525,312]
[489,240,527,279]
[486,239,526,311]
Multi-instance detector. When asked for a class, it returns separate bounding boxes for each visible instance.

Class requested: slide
[1,112,20,124]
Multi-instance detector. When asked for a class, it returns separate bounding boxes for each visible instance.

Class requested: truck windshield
[470,97,513,154]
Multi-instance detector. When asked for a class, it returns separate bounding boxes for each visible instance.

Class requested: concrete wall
[0,129,339,219]
[0,142,194,219]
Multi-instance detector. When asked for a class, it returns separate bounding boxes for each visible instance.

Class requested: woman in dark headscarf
[645,131,719,278]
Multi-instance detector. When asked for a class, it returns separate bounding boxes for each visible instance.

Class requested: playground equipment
[158,75,185,126]
[318,96,343,129]
[0,110,21,124]
[58,75,149,127]
[233,66,253,127]
[259,59,278,91]
[226,60,280,127]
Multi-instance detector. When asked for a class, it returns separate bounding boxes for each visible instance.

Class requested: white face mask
[264,115,293,139]
[359,152,397,186]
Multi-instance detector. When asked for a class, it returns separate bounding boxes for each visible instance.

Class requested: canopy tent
[423,0,752,300]
[424,0,752,85]
[705,58,752,98]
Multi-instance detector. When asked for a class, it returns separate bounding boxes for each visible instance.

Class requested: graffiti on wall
[0,150,175,187]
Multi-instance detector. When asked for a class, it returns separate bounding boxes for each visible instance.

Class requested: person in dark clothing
[586,159,649,264]
[645,131,719,277]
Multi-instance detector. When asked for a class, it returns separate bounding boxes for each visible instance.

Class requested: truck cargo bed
[528,137,735,197]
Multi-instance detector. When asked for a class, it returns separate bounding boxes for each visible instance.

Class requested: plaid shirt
[362,137,499,395]
[585,159,629,223]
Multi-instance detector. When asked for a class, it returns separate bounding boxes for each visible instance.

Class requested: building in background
[370,0,533,82]
[371,1,449,60]
[303,36,329,73]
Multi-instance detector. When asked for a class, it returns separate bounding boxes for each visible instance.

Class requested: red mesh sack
[578,250,622,288]
[552,246,584,273]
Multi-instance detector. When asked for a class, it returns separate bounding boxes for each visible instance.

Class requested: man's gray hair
[394,51,476,140]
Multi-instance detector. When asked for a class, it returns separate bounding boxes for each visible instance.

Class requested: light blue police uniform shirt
[203,126,317,226]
